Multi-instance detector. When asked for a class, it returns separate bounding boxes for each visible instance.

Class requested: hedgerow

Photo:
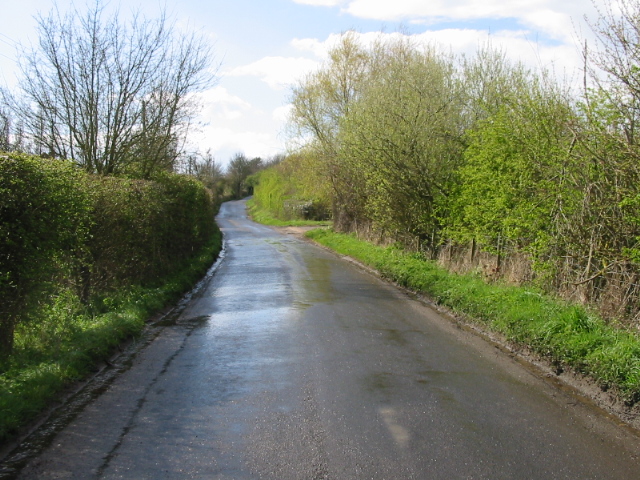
[0,152,221,441]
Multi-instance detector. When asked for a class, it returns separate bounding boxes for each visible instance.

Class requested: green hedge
[87,173,216,294]
[1,234,221,442]
[0,153,91,356]
[1,153,218,356]
[0,152,221,440]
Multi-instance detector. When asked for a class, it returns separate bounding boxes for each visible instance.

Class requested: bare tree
[12,1,216,177]
[184,149,225,196]
[226,153,263,199]
[584,0,640,148]
[0,89,27,152]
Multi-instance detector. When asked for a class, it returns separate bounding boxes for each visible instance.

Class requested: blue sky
[0,0,604,167]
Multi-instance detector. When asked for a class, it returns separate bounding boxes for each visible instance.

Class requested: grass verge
[0,229,222,443]
[246,199,331,227]
[306,228,640,406]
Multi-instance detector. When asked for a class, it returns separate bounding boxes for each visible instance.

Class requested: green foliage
[247,198,330,227]
[0,153,91,355]
[289,32,371,228]
[340,40,463,250]
[226,153,263,199]
[571,91,640,265]
[460,44,532,124]
[251,152,331,222]
[0,152,222,440]
[0,230,221,442]
[250,168,290,219]
[85,171,216,294]
[448,80,577,261]
[284,25,640,321]
[307,229,640,404]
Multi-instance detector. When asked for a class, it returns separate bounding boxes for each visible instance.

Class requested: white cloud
[187,83,287,163]
[341,0,586,23]
[291,37,332,58]
[273,104,293,124]
[192,125,280,163]
[200,25,582,164]
[294,0,603,45]
[192,104,296,163]
[292,0,344,5]
[291,29,583,79]
[226,56,320,89]
[412,28,583,75]
[292,31,414,60]
[196,86,251,121]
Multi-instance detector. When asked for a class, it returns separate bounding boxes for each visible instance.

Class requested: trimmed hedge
[0,153,91,355]
[86,173,216,294]
[0,152,221,441]
[0,152,218,356]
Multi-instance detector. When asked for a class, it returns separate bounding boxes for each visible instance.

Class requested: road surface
[3,199,640,479]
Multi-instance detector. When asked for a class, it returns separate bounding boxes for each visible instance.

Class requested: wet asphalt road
[7,199,640,479]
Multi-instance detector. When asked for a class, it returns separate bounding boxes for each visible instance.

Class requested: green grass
[246,198,331,227]
[306,228,640,405]
[0,231,222,443]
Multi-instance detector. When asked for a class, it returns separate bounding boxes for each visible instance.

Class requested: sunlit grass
[306,228,640,405]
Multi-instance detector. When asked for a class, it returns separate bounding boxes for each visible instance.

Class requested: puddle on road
[155,315,210,328]
[292,300,313,311]
[363,372,396,394]
[293,253,337,307]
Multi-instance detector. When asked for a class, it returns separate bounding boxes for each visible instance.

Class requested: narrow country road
[4,199,640,479]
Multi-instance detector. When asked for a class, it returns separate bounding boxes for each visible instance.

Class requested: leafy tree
[556,0,640,306]
[183,150,225,198]
[251,151,331,220]
[460,44,531,125]
[560,91,640,301]
[339,38,464,251]
[289,32,370,228]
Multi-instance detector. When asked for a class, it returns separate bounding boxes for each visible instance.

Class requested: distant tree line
[252,0,640,325]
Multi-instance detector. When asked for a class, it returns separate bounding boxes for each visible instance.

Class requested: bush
[86,174,215,295]
[0,152,218,355]
[0,152,221,440]
[0,153,91,357]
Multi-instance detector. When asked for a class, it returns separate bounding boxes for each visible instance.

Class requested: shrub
[0,153,91,357]
[0,152,218,356]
